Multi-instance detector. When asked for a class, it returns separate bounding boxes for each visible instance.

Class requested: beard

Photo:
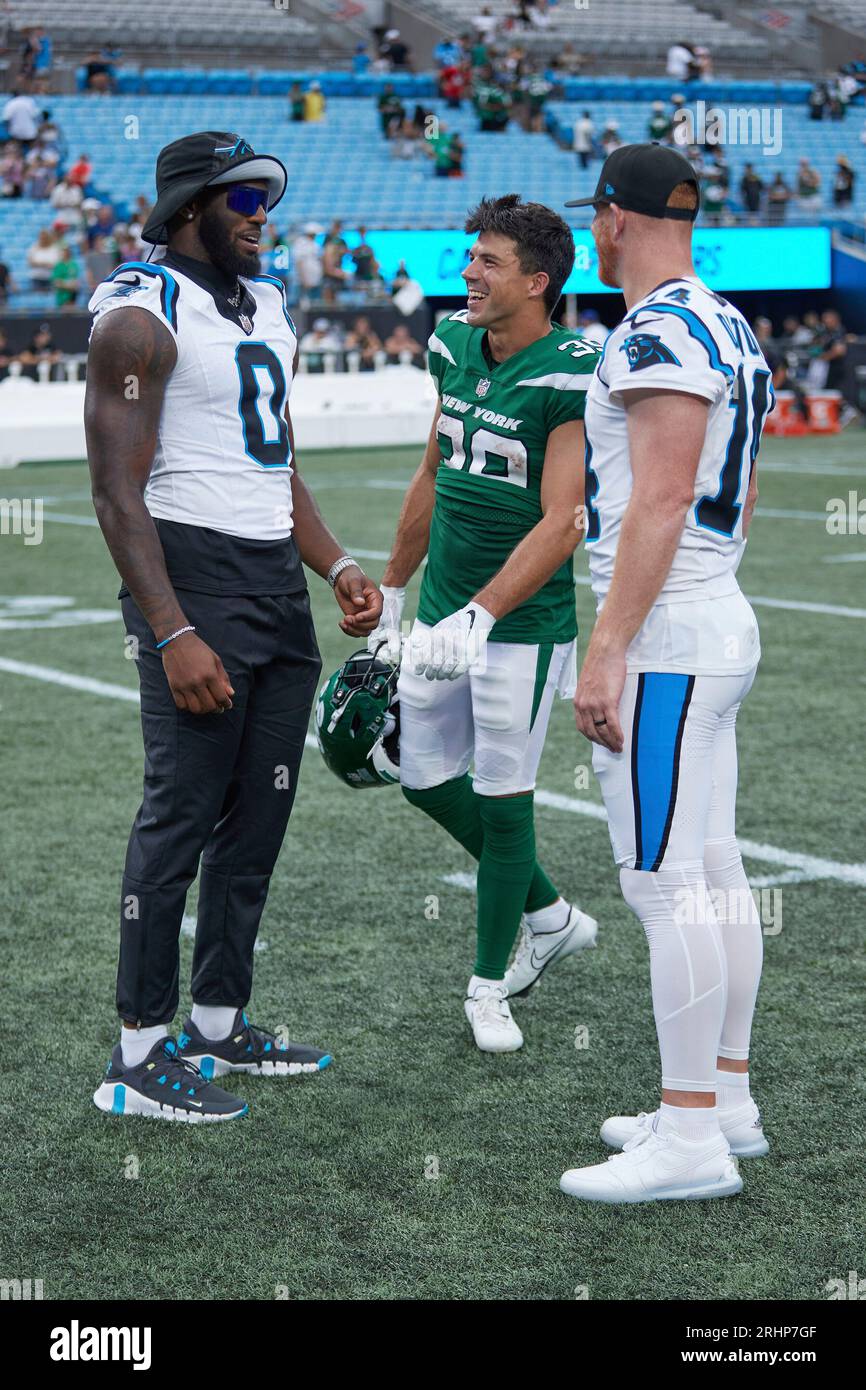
[198,204,260,279]
[593,224,620,289]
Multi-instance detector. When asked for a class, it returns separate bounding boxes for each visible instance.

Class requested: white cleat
[601,1098,769,1158]
[560,1128,743,1204]
[464,982,524,1053]
[504,904,598,998]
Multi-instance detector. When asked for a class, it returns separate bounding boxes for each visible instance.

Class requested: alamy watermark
[673,100,782,158]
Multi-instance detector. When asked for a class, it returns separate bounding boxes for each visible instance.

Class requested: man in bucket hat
[86,132,382,1122]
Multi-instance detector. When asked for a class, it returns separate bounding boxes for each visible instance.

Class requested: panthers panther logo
[620,332,682,372]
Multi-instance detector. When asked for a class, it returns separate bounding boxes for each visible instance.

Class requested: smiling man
[368,195,599,1052]
[85,132,382,1122]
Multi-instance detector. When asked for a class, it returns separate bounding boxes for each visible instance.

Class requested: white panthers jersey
[584,276,773,674]
[89,258,298,540]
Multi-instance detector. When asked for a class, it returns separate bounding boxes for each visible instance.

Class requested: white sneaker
[504,904,598,998]
[560,1128,742,1204]
[601,1098,769,1158]
[464,981,524,1053]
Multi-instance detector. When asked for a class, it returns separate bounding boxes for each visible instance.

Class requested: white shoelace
[473,987,511,1030]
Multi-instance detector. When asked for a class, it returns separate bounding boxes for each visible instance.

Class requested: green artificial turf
[0,434,863,1300]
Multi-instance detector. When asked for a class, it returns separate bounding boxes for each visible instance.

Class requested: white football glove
[410,602,496,681]
[366,584,405,665]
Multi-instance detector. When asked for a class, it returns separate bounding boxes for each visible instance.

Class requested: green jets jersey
[420,310,600,644]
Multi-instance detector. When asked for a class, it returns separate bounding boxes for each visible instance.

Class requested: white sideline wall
[0,366,436,467]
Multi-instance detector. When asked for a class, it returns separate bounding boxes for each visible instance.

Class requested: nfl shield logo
[476,378,491,397]
[239,314,253,335]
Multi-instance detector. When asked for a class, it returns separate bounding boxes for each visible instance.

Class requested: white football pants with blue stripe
[593,668,763,1093]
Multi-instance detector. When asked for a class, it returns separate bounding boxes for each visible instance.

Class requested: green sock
[475,793,537,980]
[402,774,559,913]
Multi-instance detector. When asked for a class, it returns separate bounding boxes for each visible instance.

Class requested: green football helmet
[315,645,400,788]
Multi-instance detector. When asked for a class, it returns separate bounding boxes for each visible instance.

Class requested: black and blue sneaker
[178,1009,332,1079]
[93,1036,249,1122]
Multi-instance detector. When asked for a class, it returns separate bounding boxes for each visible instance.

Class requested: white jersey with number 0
[89,260,297,540]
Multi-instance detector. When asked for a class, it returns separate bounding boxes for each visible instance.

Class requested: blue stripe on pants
[631,673,695,872]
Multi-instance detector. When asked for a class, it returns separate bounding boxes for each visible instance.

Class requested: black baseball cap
[565,142,700,221]
[142,131,287,245]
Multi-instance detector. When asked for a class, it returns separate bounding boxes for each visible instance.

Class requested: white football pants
[592,668,763,1092]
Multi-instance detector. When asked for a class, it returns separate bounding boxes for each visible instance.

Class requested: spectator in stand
[299,317,342,373]
[68,152,94,188]
[702,169,727,223]
[128,194,151,242]
[0,251,13,305]
[600,119,622,156]
[796,157,821,213]
[51,243,81,309]
[50,175,84,228]
[473,6,499,41]
[694,45,712,79]
[502,44,527,83]
[289,82,305,123]
[767,172,791,225]
[833,156,855,207]
[377,83,405,138]
[468,32,489,72]
[739,163,764,220]
[440,59,469,108]
[448,131,465,177]
[0,327,16,380]
[435,37,463,68]
[648,101,672,142]
[84,233,119,293]
[115,224,139,263]
[807,81,827,121]
[352,43,370,76]
[426,120,453,176]
[474,69,511,131]
[390,114,418,160]
[83,50,114,94]
[27,227,61,289]
[19,323,63,380]
[351,227,380,287]
[380,29,413,72]
[666,40,694,83]
[813,308,848,392]
[708,147,729,188]
[384,322,423,366]
[321,219,349,303]
[304,81,326,123]
[345,315,382,371]
[23,151,55,199]
[0,141,24,197]
[292,223,323,301]
[576,308,607,347]
[2,89,40,145]
[781,315,813,347]
[391,260,410,295]
[573,110,594,169]
[558,42,585,76]
[527,0,552,30]
[521,70,553,132]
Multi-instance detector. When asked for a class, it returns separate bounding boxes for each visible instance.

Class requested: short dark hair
[464,194,575,313]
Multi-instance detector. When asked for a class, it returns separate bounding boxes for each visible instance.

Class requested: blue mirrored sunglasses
[225,184,270,216]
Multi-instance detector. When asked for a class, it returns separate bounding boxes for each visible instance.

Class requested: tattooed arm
[85,308,234,714]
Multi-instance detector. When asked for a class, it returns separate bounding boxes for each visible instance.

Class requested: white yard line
[1,655,864,891]
[32,515,866,619]
[823,552,866,564]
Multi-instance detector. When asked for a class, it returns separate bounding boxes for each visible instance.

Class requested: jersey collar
[162,249,258,334]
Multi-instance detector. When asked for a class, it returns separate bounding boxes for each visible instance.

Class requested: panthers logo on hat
[620,332,682,372]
